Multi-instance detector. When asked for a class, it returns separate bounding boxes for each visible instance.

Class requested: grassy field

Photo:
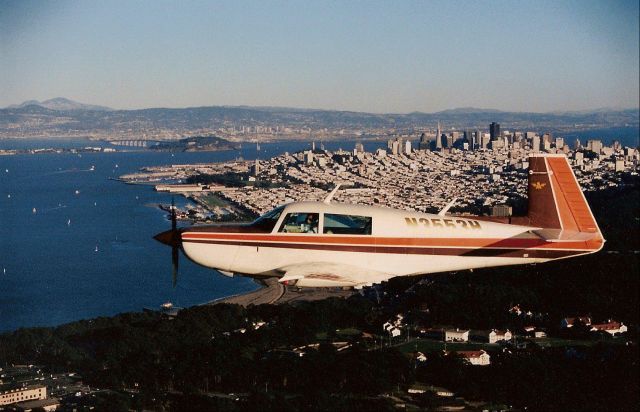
[533,336,627,348]
[396,338,498,353]
[201,193,228,208]
[394,336,628,353]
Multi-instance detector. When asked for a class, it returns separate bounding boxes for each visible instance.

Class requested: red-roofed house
[456,350,491,366]
[590,321,627,336]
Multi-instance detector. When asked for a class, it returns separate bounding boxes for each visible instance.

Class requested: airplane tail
[527,154,604,245]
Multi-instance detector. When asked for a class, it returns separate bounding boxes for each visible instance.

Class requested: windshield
[250,206,285,232]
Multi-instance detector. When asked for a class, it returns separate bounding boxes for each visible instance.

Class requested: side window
[278,213,319,233]
[250,206,284,232]
[323,214,372,235]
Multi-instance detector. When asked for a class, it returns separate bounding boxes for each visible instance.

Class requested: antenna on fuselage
[323,184,342,204]
[437,197,457,217]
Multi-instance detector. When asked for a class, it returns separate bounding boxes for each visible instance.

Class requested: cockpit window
[250,206,284,232]
[323,214,372,235]
[278,213,319,233]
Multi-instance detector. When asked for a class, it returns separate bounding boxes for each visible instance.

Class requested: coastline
[208,277,284,306]
[208,276,356,307]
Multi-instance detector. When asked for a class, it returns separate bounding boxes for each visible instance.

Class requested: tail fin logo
[532,181,547,190]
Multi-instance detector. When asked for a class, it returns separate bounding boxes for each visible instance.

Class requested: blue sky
[1,0,638,112]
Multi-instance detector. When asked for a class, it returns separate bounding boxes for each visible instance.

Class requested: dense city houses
[122,124,639,219]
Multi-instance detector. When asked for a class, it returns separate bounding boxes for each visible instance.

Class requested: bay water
[0,138,389,332]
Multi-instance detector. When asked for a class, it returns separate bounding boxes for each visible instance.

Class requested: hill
[6,97,112,111]
[1,99,637,141]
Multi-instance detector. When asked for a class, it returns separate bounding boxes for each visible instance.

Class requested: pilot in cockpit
[302,213,319,233]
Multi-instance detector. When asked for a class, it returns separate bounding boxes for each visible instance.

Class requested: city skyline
[1,0,639,113]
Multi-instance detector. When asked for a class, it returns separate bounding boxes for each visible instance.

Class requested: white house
[445,328,469,342]
[457,350,491,366]
[534,330,547,338]
[473,329,512,343]
[495,329,512,342]
[389,327,402,338]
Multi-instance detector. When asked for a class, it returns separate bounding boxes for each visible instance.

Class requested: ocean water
[564,127,639,148]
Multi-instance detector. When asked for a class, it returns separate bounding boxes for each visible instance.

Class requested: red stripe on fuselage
[181,232,602,252]
[183,238,585,259]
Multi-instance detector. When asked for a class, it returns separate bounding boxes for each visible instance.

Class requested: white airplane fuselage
[182,204,543,279]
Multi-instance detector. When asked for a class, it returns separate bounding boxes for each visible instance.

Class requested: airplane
[154,154,604,289]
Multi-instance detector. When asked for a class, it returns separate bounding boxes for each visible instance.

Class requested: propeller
[154,198,181,287]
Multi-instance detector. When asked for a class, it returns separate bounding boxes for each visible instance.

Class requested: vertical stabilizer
[527,154,603,241]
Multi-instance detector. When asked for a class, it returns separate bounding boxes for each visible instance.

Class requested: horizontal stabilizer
[532,229,602,242]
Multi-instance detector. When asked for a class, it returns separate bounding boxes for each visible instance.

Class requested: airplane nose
[154,229,181,246]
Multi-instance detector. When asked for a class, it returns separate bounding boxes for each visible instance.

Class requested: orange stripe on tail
[527,154,603,246]
[546,157,598,233]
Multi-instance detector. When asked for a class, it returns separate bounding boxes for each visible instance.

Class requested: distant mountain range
[6,97,112,112]
[1,98,638,140]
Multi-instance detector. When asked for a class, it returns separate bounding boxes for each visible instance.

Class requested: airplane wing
[278,262,394,289]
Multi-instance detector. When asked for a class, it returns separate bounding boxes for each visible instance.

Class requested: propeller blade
[171,198,179,288]
[172,242,179,288]
[171,197,177,232]
[154,197,181,288]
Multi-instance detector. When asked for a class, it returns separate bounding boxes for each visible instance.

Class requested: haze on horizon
[1,0,638,114]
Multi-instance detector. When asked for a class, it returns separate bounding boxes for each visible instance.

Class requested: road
[211,277,355,307]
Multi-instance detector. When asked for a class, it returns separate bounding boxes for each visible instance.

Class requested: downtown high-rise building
[446,133,455,148]
[490,122,500,140]
[481,133,491,149]
[464,130,474,151]
[531,135,541,152]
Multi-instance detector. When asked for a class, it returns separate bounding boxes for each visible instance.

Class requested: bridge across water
[108,139,162,148]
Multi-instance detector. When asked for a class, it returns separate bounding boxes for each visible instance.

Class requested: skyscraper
[574,138,582,150]
[404,140,412,155]
[531,135,540,152]
[446,134,454,148]
[464,130,473,151]
[490,122,500,140]
[481,133,490,150]
[435,122,442,150]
